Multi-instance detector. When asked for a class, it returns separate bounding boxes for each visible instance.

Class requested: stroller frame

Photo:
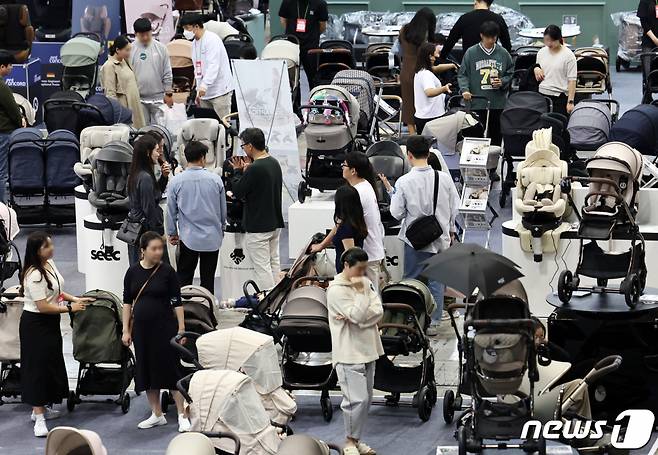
[641,47,658,104]
[557,175,647,309]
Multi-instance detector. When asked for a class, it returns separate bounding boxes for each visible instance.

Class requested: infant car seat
[0,3,35,63]
[514,128,569,262]
[74,125,132,191]
[87,141,133,224]
[177,118,226,170]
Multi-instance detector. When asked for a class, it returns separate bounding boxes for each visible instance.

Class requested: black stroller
[558,142,647,308]
[308,40,357,87]
[641,47,658,103]
[43,92,133,135]
[367,140,409,230]
[510,46,539,93]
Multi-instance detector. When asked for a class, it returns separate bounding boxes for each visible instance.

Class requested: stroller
[510,46,539,93]
[172,326,297,425]
[567,100,619,152]
[366,140,409,230]
[176,118,226,170]
[0,286,22,405]
[364,43,399,85]
[87,141,133,226]
[500,91,552,207]
[60,33,101,99]
[452,282,542,455]
[374,279,437,421]
[308,40,357,87]
[364,43,403,138]
[558,142,646,308]
[43,92,132,135]
[67,290,135,413]
[167,432,241,455]
[331,69,381,145]
[261,35,301,113]
[45,427,108,455]
[297,85,360,203]
[615,11,643,72]
[179,369,283,454]
[641,47,658,103]
[224,33,257,61]
[610,103,658,156]
[574,47,612,97]
[168,39,195,105]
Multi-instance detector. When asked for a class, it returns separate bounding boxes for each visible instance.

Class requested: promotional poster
[123,0,175,44]
[71,0,122,63]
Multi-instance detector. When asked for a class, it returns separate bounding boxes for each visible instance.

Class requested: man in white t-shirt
[180,13,234,120]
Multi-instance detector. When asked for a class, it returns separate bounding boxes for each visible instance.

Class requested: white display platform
[74,185,95,273]
[503,187,658,317]
[220,231,255,300]
[81,214,130,298]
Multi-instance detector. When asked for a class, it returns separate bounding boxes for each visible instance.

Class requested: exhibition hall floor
[1,69,657,454]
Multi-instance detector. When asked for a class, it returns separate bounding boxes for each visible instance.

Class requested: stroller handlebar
[466,318,535,330]
[170,333,203,370]
[586,355,622,385]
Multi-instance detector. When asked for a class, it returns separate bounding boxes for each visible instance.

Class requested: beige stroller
[180,369,283,455]
[45,426,108,455]
[167,432,241,455]
[167,39,194,105]
[261,36,301,113]
[0,286,22,404]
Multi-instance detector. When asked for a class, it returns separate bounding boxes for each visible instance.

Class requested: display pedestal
[383,231,404,282]
[74,185,94,273]
[288,190,335,259]
[220,232,255,301]
[81,214,129,298]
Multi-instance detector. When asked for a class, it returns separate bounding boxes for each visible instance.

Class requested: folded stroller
[514,128,569,263]
[60,33,101,99]
[610,103,658,156]
[298,85,360,203]
[366,140,409,230]
[0,286,22,404]
[176,118,226,170]
[375,279,437,421]
[261,35,301,113]
[500,91,551,207]
[167,39,194,105]
[0,3,34,63]
[567,100,619,152]
[180,369,283,454]
[87,141,133,226]
[574,47,612,96]
[67,290,135,414]
[558,142,646,308]
[454,281,542,455]
[308,40,357,87]
[172,326,297,425]
[332,69,381,145]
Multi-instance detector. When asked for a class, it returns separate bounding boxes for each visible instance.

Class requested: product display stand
[74,185,94,274]
[220,231,255,301]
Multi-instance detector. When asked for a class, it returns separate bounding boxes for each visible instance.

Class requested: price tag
[296,18,307,33]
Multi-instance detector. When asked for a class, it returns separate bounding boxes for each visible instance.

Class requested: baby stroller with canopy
[610,103,658,156]
[375,279,437,421]
[43,92,132,135]
[308,40,357,87]
[510,46,539,93]
[367,140,409,230]
[364,43,399,85]
[574,47,612,97]
[67,289,135,414]
[558,142,646,308]
[331,69,380,145]
[78,94,133,130]
[45,427,108,455]
[224,33,257,61]
[172,326,297,425]
[261,35,301,113]
[88,141,133,227]
[500,91,552,207]
[179,369,283,454]
[0,286,22,404]
[641,46,658,103]
[567,99,619,153]
[453,281,543,455]
[60,33,101,99]
[298,85,360,203]
[167,39,194,105]
[0,3,34,63]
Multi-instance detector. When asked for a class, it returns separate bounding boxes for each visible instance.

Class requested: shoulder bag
[117,216,146,246]
[405,171,444,250]
[128,262,162,334]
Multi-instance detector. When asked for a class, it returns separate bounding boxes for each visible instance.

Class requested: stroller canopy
[46,427,107,455]
[181,285,217,334]
[71,290,124,364]
[567,101,612,151]
[332,69,377,128]
[587,141,643,185]
[0,286,22,362]
[500,91,550,136]
[610,104,658,155]
[167,39,193,68]
[381,279,437,321]
[308,84,360,129]
[60,36,101,67]
[82,94,133,126]
[261,39,300,67]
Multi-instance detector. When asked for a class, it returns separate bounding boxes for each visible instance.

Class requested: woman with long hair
[332,185,368,273]
[414,42,453,134]
[534,25,577,116]
[100,34,146,128]
[19,232,93,437]
[127,135,168,265]
[121,231,189,432]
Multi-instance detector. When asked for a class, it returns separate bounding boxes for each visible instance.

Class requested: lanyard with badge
[195,39,204,78]
[655,0,658,19]
[45,264,64,305]
[296,0,310,33]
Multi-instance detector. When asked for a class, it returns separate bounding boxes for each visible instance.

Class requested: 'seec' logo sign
[90,249,120,261]
[521,410,655,450]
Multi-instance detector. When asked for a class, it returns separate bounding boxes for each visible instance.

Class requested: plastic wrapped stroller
[31,0,72,42]
[375,279,437,421]
[88,141,133,226]
[261,35,301,113]
[0,3,34,63]
[0,286,22,404]
[453,281,542,455]
[366,140,409,230]
[60,33,101,99]
[332,69,380,144]
[558,142,646,308]
[574,47,612,96]
[176,118,226,170]
[510,46,539,93]
[45,427,108,455]
[567,100,619,152]
[610,103,658,155]
[308,40,357,87]
[180,369,283,455]
[67,290,135,414]
[612,11,643,72]
[167,39,194,105]
[297,85,360,203]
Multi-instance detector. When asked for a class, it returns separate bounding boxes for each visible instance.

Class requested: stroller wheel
[623,274,641,309]
[443,389,455,424]
[161,390,170,414]
[321,395,333,422]
[417,386,433,422]
[557,270,574,303]
[121,394,131,414]
[298,181,309,204]
[67,391,76,412]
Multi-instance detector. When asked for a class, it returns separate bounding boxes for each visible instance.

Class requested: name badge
[655,4,658,19]
[296,18,307,33]
[195,60,202,77]
[57,293,65,304]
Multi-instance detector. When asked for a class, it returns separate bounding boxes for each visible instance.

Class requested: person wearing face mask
[180,13,234,120]
[130,18,174,126]
[534,25,577,117]
[100,34,145,128]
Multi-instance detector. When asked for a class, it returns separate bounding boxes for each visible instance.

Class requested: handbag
[116,217,145,246]
[128,262,162,334]
[405,171,443,250]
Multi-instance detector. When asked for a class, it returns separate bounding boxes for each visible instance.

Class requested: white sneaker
[31,407,61,422]
[427,322,440,337]
[178,414,191,433]
[137,413,167,429]
[33,417,48,438]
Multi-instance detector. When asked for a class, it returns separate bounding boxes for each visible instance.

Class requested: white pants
[336,361,376,440]
[141,101,164,126]
[366,260,383,293]
[245,229,281,291]
[200,91,233,121]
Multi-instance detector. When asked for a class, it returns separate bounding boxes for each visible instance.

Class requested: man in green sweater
[457,21,513,147]
[230,128,285,291]
[0,51,23,203]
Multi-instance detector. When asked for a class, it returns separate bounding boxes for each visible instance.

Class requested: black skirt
[20,311,68,406]
[132,316,181,392]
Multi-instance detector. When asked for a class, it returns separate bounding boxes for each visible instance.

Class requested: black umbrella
[420,243,524,297]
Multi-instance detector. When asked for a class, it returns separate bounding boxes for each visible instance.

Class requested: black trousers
[643,44,654,103]
[414,115,440,136]
[475,109,503,146]
[545,93,568,118]
[301,45,319,89]
[177,241,219,294]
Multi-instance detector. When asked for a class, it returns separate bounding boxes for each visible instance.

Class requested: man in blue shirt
[167,141,227,294]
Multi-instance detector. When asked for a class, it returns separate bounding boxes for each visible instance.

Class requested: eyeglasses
[240,143,249,149]
[341,162,349,168]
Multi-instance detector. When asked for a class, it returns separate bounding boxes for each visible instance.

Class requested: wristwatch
[66,302,72,314]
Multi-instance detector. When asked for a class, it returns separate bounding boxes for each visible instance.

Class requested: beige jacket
[327,272,384,365]
[100,56,146,128]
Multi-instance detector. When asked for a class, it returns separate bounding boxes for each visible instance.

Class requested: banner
[123,0,175,44]
[71,0,122,63]
[232,59,302,218]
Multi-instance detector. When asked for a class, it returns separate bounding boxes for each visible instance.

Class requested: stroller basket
[578,241,644,280]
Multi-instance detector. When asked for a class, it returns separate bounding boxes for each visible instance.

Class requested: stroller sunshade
[60,36,101,67]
